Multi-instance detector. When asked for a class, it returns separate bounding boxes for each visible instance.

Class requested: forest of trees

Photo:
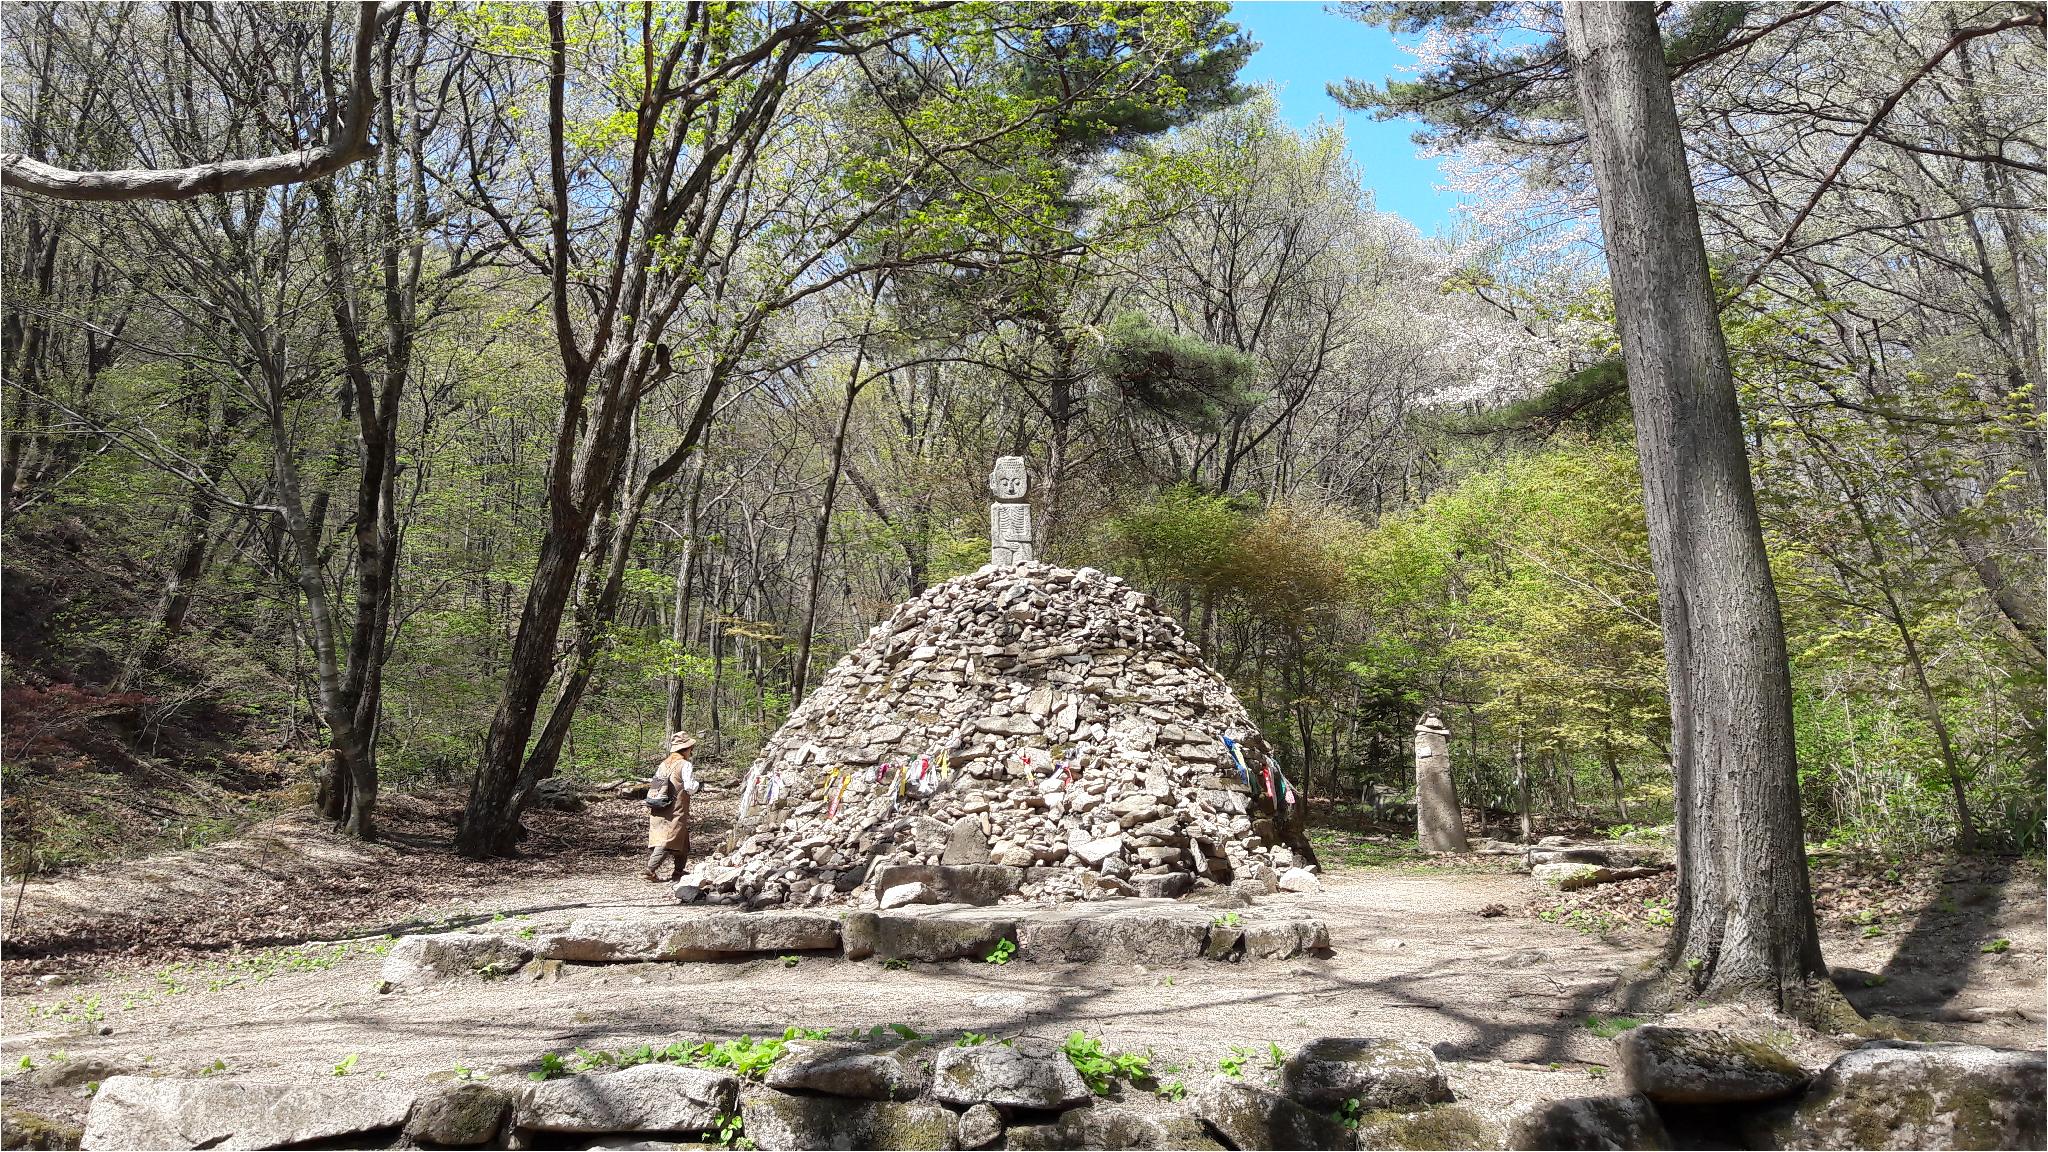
[2,1,2040,883]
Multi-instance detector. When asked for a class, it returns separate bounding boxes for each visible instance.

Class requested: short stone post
[1415,711,1468,853]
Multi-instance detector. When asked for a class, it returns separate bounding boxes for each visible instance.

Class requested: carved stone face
[989,456,1028,501]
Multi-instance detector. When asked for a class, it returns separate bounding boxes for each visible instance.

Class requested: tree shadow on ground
[1838,855,2013,1021]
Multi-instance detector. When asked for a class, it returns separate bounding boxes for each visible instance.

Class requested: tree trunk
[1513,711,1532,843]
[1565,2,1831,1019]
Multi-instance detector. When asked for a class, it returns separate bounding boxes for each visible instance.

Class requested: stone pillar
[988,456,1034,567]
[1415,711,1468,853]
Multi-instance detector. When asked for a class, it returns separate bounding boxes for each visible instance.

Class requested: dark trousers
[646,845,687,881]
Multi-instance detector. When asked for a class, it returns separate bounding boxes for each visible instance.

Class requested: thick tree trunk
[1565,2,1831,1019]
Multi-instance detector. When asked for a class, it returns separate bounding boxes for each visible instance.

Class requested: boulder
[740,1095,957,1151]
[944,818,992,866]
[16,1055,135,1092]
[1193,1081,1350,1151]
[531,776,585,811]
[1615,1025,1807,1105]
[1354,1103,1503,1151]
[959,1103,1005,1149]
[932,1044,1091,1112]
[1131,873,1194,900]
[1501,1095,1669,1151]
[869,865,1025,907]
[2,1107,82,1152]
[1242,916,1326,960]
[666,911,842,958]
[516,1065,738,1135]
[881,883,933,910]
[1276,868,1320,894]
[764,1040,931,1101]
[379,932,533,991]
[81,1077,414,1150]
[1107,912,1207,963]
[537,921,668,964]
[1003,1104,1221,1150]
[406,1082,515,1147]
[843,907,1017,963]
[1279,1037,1451,1109]
[1758,1041,2046,1151]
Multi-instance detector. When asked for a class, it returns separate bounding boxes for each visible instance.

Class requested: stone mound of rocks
[681,562,1311,909]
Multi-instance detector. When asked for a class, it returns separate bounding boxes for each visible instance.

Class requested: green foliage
[1097,311,1260,433]
[984,939,1017,965]
[1062,1031,1152,1096]
[1981,938,2011,954]
[331,1053,359,1077]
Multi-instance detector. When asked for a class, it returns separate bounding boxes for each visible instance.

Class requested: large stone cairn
[679,561,1305,908]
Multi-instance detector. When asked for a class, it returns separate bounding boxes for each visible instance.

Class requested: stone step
[384,903,1331,986]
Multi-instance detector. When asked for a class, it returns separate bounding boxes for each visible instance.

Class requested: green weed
[1063,1031,1152,1096]
[1583,1015,1642,1039]
[984,939,1017,965]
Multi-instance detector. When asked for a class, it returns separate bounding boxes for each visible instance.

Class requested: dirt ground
[2,794,2042,1138]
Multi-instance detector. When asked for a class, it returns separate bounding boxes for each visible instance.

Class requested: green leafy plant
[1333,1098,1363,1129]
[1210,912,1242,928]
[888,1023,922,1041]
[331,1053,359,1077]
[198,1058,228,1077]
[1582,1015,1643,1039]
[984,939,1017,965]
[780,955,800,968]
[881,957,911,971]
[956,1032,990,1047]
[714,1110,752,1149]
[1266,1042,1286,1069]
[1063,1031,1152,1096]
[530,1052,569,1081]
[15,1056,32,1072]
[1157,1078,1188,1102]
[1982,938,2012,954]
[1218,1046,1252,1079]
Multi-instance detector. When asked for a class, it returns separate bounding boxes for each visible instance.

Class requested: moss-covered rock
[1355,1103,1503,1150]
[1002,1103,1220,1150]
[1,1107,82,1151]
[1502,1094,1670,1151]
[740,1093,958,1151]
[404,1082,513,1147]
[1616,1025,1808,1105]
[1194,1081,1349,1151]
[1279,1037,1452,1109]
[1756,1041,2045,1151]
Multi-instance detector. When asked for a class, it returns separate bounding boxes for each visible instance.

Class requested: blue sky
[1227,1,1464,235]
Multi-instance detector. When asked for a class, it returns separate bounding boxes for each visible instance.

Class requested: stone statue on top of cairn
[989,455,1035,567]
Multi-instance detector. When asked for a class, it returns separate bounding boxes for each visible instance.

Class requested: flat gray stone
[869,865,1024,907]
[1503,1095,1669,1151]
[943,818,992,866]
[1193,1080,1349,1151]
[1003,1103,1220,1150]
[379,931,533,991]
[740,1094,957,1150]
[843,906,1017,963]
[1616,1025,1807,1105]
[81,1077,415,1150]
[537,920,668,963]
[933,1044,1091,1112]
[406,1081,514,1146]
[960,1102,1004,1149]
[763,1040,932,1101]
[516,1064,737,1134]
[1761,1041,2045,1151]
[666,911,842,958]
[1279,1037,1451,1109]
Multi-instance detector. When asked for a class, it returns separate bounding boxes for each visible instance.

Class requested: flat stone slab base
[445,901,1331,974]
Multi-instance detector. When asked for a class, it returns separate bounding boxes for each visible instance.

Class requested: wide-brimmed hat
[668,731,698,752]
